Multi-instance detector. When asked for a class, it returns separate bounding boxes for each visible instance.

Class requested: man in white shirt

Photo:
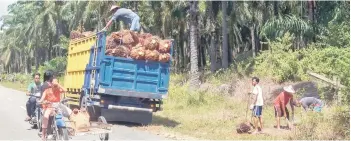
[250,77,263,134]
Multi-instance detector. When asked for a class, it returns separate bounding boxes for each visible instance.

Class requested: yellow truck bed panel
[64,35,96,90]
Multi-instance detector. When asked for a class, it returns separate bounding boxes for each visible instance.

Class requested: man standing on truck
[102,5,141,32]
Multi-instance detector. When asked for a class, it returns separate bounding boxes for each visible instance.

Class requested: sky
[0,0,17,16]
[0,0,17,26]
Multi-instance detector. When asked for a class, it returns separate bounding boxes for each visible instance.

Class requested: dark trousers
[26,97,37,117]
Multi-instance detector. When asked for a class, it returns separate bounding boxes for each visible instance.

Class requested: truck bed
[83,32,173,99]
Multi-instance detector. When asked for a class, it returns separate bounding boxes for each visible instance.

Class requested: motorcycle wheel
[37,108,42,131]
[58,128,69,141]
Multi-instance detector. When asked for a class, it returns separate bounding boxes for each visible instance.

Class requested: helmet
[43,70,54,82]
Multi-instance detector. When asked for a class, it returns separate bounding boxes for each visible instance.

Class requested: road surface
[0,85,168,140]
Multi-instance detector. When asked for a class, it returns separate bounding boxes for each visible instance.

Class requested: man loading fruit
[102,5,141,32]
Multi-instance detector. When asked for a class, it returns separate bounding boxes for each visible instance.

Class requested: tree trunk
[201,36,206,68]
[134,1,138,12]
[228,33,233,65]
[209,35,216,73]
[180,20,185,71]
[308,0,313,21]
[307,0,317,42]
[215,29,221,70]
[189,1,200,88]
[221,1,229,69]
[250,25,256,57]
[34,48,39,71]
[274,1,279,17]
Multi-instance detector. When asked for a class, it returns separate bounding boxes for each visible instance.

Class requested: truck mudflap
[107,105,153,113]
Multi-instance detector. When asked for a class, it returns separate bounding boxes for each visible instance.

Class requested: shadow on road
[106,115,180,128]
[150,115,180,128]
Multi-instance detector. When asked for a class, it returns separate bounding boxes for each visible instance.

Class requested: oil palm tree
[189,1,200,88]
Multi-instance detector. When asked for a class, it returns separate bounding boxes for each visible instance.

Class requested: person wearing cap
[102,5,141,32]
[273,85,296,130]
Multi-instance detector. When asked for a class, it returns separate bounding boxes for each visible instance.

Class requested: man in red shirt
[273,85,296,130]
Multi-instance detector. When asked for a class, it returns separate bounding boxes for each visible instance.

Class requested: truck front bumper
[107,105,153,113]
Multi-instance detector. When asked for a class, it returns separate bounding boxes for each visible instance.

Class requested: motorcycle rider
[38,77,68,140]
[25,73,42,122]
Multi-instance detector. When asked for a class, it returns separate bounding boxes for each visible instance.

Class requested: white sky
[0,0,17,16]
[0,0,17,26]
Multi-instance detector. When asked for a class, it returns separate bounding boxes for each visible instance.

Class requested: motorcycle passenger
[38,78,66,140]
[25,73,42,121]
[41,70,55,96]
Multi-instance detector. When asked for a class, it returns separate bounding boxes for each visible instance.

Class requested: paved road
[0,85,167,140]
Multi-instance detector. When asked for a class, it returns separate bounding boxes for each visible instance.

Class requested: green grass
[0,81,27,92]
[148,82,349,140]
[145,74,350,140]
[150,84,288,139]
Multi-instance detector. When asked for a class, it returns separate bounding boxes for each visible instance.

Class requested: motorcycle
[39,98,72,141]
[27,93,42,130]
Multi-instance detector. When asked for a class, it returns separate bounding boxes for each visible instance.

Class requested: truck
[63,31,173,124]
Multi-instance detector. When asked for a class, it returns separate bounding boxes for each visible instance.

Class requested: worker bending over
[102,5,141,32]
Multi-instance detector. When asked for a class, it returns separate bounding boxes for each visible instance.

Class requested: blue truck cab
[77,31,173,124]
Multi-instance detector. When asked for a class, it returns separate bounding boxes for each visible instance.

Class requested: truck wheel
[98,116,109,141]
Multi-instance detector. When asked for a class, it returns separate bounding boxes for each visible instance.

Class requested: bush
[290,105,350,140]
[253,32,350,103]
[253,33,301,83]
[37,57,67,77]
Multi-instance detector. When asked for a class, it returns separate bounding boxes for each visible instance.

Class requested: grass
[142,74,350,140]
[148,84,288,140]
[0,81,27,92]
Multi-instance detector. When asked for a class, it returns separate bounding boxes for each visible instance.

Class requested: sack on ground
[70,108,90,132]
[236,123,251,134]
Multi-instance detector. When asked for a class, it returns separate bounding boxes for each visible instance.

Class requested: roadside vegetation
[0,1,349,140]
